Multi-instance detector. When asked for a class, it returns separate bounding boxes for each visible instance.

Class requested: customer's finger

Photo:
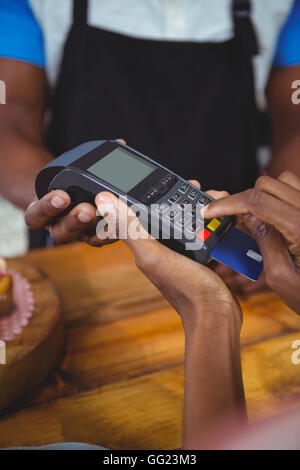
[95,192,218,299]
[204,188,300,249]
[25,190,71,230]
[187,182,229,201]
[95,192,188,277]
[255,175,300,210]
[96,191,152,247]
[242,215,293,275]
[49,203,97,244]
[278,171,300,191]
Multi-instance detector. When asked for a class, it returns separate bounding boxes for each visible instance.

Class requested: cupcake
[0,272,14,317]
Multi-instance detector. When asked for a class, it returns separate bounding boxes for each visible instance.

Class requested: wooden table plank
[0,241,300,448]
[20,243,168,325]
[8,299,300,411]
[243,331,300,422]
[0,366,184,450]
[1,330,300,449]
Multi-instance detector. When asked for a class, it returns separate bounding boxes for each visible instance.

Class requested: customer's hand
[24,139,125,247]
[196,190,268,298]
[95,181,242,331]
[96,184,246,447]
[205,172,300,315]
[212,262,268,297]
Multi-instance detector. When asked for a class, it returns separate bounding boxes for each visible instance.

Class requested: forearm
[269,133,300,179]
[266,66,300,180]
[0,60,51,209]
[181,309,247,449]
[0,127,52,209]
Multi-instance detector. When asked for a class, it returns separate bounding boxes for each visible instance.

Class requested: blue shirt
[273,0,300,66]
[0,0,45,67]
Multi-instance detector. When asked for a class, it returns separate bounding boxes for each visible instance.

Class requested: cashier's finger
[49,203,98,244]
[25,190,71,230]
[188,180,200,189]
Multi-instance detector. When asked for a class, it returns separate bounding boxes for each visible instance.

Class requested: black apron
[30,0,259,248]
[47,0,259,193]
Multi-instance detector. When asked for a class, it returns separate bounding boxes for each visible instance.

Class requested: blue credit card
[210,226,263,281]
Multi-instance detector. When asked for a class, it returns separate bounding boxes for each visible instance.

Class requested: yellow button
[207,218,221,232]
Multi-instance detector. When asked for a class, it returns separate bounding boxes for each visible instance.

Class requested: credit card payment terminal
[36,140,263,281]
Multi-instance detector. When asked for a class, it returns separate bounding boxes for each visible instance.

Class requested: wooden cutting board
[0,261,63,411]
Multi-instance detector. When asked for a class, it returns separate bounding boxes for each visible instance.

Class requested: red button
[196,228,211,242]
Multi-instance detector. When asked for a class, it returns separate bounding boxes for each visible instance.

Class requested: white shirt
[29,0,294,108]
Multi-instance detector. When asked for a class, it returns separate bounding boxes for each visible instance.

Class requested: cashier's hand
[205,172,300,315]
[95,182,242,331]
[25,140,126,247]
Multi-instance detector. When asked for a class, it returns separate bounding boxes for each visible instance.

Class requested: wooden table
[1,241,300,449]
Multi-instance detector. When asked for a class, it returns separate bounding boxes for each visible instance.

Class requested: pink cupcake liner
[0,270,35,342]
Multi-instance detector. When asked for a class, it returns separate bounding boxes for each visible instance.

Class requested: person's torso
[29,0,293,108]
[42,0,254,194]
[26,0,293,249]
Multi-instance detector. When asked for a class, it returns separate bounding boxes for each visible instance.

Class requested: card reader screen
[87,148,156,192]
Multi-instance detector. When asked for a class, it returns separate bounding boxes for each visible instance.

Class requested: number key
[188,189,198,200]
[168,192,181,204]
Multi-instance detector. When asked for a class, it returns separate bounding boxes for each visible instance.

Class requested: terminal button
[180,199,191,209]
[168,192,181,204]
[188,189,198,200]
[140,193,153,204]
[153,181,165,192]
[178,183,188,194]
[207,218,221,232]
[197,196,210,206]
[156,202,170,213]
[196,228,211,242]
[162,174,177,187]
